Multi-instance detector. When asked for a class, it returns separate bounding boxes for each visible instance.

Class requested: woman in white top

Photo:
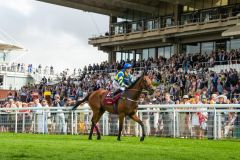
[41,99,49,134]
[34,98,43,133]
[191,94,208,139]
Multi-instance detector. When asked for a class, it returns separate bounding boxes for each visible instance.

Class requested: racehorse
[72,72,154,141]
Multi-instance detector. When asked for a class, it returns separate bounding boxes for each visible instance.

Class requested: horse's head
[141,74,154,95]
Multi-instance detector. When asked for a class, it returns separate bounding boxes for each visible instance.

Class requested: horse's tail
[72,92,92,110]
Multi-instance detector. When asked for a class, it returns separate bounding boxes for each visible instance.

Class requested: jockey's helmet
[123,63,132,69]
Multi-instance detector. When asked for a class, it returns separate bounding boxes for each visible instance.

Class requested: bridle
[121,77,154,103]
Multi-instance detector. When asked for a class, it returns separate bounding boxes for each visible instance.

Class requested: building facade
[40,0,240,63]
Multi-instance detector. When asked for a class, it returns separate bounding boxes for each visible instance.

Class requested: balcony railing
[90,6,240,40]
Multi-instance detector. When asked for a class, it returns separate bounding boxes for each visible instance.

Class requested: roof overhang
[38,0,191,19]
[222,24,240,37]
[0,40,24,51]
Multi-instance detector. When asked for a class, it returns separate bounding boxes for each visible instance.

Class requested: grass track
[0,133,239,160]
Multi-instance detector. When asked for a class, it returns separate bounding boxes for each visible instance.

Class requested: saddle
[103,91,122,106]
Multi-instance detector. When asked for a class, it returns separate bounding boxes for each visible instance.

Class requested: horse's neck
[126,78,143,100]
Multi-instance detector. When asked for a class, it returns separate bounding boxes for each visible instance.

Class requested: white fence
[0,104,240,139]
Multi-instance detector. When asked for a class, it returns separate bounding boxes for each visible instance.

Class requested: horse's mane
[127,74,143,89]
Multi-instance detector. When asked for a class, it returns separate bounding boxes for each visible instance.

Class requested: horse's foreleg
[130,114,145,141]
[117,114,125,141]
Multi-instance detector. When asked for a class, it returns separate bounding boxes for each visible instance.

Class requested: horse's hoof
[140,137,145,141]
[97,136,101,140]
[117,138,121,141]
[88,137,92,140]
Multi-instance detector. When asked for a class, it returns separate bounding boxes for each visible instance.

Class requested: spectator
[162,93,175,137]
[207,94,218,139]
[41,99,49,134]
[53,94,66,134]
[33,97,44,133]
[179,95,191,138]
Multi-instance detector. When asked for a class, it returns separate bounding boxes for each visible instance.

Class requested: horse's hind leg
[130,114,145,141]
[88,110,104,140]
[95,110,105,140]
[89,120,95,140]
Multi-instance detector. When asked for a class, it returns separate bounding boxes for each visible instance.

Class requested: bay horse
[72,72,154,141]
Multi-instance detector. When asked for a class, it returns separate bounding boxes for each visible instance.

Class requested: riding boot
[112,89,122,97]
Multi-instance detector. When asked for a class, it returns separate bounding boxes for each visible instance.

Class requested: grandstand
[2,1,240,160]
[39,0,240,63]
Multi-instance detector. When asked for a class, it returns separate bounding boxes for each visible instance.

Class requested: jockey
[112,63,133,96]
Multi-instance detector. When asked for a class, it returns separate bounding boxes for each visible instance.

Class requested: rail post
[71,111,74,135]
[176,109,179,138]
[22,113,25,133]
[42,109,45,134]
[173,107,176,138]
[74,111,77,135]
[139,111,143,137]
[214,107,217,139]
[15,111,18,133]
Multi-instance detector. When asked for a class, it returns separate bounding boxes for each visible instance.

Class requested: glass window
[132,23,137,32]
[129,52,134,60]
[142,49,149,60]
[149,48,155,59]
[201,11,211,22]
[126,53,129,61]
[136,54,141,61]
[146,20,153,30]
[158,48,164,58]
[166,18,173,27]
[154,19,159,29]
[171,46,174,56]
[116,52,121,62]
[114,26,119,34]
[181,14,194,25]
[0,53,7,62]
[201,42,214,54]
[215,41,226,51]
[227,40,231,52]
[157,46,174,59]
[119,25,123,34]
[122,52,129,61]
[137,21,143,31]
[186,43,200,55]
[122,53,126,61]
[165,47,171,59]
[231,39,240,50]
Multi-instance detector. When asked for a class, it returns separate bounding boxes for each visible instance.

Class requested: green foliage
[0,133,239,160]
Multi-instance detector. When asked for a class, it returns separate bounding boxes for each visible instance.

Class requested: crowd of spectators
[0,49,240,138]
[78,49,240,74]
[0,62,55,75]
[2,49,240,106]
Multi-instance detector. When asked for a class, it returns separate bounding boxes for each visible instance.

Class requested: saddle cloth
[103,92,121,105]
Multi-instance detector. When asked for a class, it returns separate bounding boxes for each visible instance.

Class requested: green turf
[0,133,239,160]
